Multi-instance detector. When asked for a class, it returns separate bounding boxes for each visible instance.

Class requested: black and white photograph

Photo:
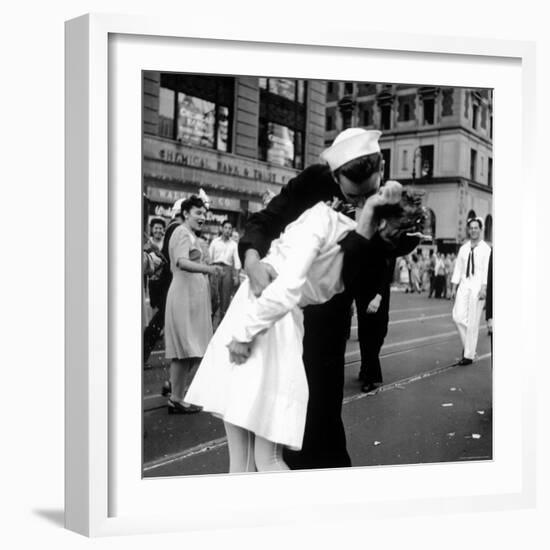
[141,73,494,478]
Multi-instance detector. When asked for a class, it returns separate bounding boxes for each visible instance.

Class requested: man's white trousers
[452,283,484,360]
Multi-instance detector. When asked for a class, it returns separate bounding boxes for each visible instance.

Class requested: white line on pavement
[143,437,228,472]
[343,352,492,404]
[143,352,492,470]
[389,312,452,326]
[145,327,488,400]
[390,305,449,314]
[150,313,454,356]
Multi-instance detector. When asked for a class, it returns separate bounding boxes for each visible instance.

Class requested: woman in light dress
[409,254,422,293]
[398,256,410,290]
[186,182,426,472]
[164,196,222,414]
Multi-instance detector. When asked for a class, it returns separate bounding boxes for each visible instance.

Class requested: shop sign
[147,186,242,212]
[145,136,297,186]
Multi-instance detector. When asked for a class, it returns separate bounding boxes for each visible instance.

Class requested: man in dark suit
[356,256,395,393]
[238,129,419,470]
[486,248,493,353]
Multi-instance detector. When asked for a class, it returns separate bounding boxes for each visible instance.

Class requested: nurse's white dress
[185,202,357,450]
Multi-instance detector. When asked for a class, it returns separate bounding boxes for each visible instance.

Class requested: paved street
[142,289,492,477]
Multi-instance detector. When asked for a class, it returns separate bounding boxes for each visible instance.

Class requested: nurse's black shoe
[456,358,473,366]
[167,400,202,414]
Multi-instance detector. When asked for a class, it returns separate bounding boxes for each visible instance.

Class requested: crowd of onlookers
[143,208,461,361]
[142,203,243,365]
[396,249,457,299]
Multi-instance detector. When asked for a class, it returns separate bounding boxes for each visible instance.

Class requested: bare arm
[176,257,219,276]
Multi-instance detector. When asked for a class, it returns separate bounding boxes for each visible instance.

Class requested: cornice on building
[398,176,493,194]
[378,125,493,148]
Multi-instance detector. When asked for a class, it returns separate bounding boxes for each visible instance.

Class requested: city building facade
[143,72,326,237]
[326,82,493,252]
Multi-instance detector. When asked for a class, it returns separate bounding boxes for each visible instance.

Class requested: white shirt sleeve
[451,245,466,285]
[230,203,329,343]
[208,239,216,261]
[232,241,242,271]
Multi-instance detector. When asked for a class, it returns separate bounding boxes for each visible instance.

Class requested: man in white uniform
[450,217,491,365]
[209,220,242,325]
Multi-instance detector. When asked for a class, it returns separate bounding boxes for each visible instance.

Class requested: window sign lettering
[267,122,295,168]
[177,93,216,148]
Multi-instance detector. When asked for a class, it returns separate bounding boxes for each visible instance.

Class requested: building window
[420,145,434,178]
[158,74,234,152]
[158,87,175,139]
[425,208,436,240]
[342,110,352,130]
[327,81,334,94]
[176,93,229,151]
[260,78,306,103]
[403,103,411,121]
[470,149,478,181]
[259,78,307,169]
[423,98,434,124]
[258,121,302,169]
[362,109,370,126]
[472,104,479,129]
[490,115,493,139]
[381,149,391,181]
[344,82,354,95]
[488,157,493,187]
[381,105,392,130]
[326,113,334,131]
[484,214,493,243]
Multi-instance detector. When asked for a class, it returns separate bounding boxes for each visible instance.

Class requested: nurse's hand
[365,180,403,210]
[227,339,252,365]
[244,249,278,297]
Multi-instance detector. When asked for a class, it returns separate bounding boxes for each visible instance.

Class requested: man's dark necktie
[466,246,476,278]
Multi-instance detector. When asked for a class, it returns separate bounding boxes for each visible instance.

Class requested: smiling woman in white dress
[186,182,425,472]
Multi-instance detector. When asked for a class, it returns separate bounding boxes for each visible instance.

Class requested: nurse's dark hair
[333,152,383,184]
[376,189,426,234]
[180,195,205,216]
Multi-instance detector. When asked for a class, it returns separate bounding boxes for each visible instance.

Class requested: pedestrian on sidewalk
[450,217,491,365]
[143,199,184,365]
[433,252,446,298]
[186,181,426,472]
[427,249,436,297]
[209,219,242,329]
[398,256,410,291]
[356,256,395,394]
[409,253,422,293]
[164,196,223,414]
